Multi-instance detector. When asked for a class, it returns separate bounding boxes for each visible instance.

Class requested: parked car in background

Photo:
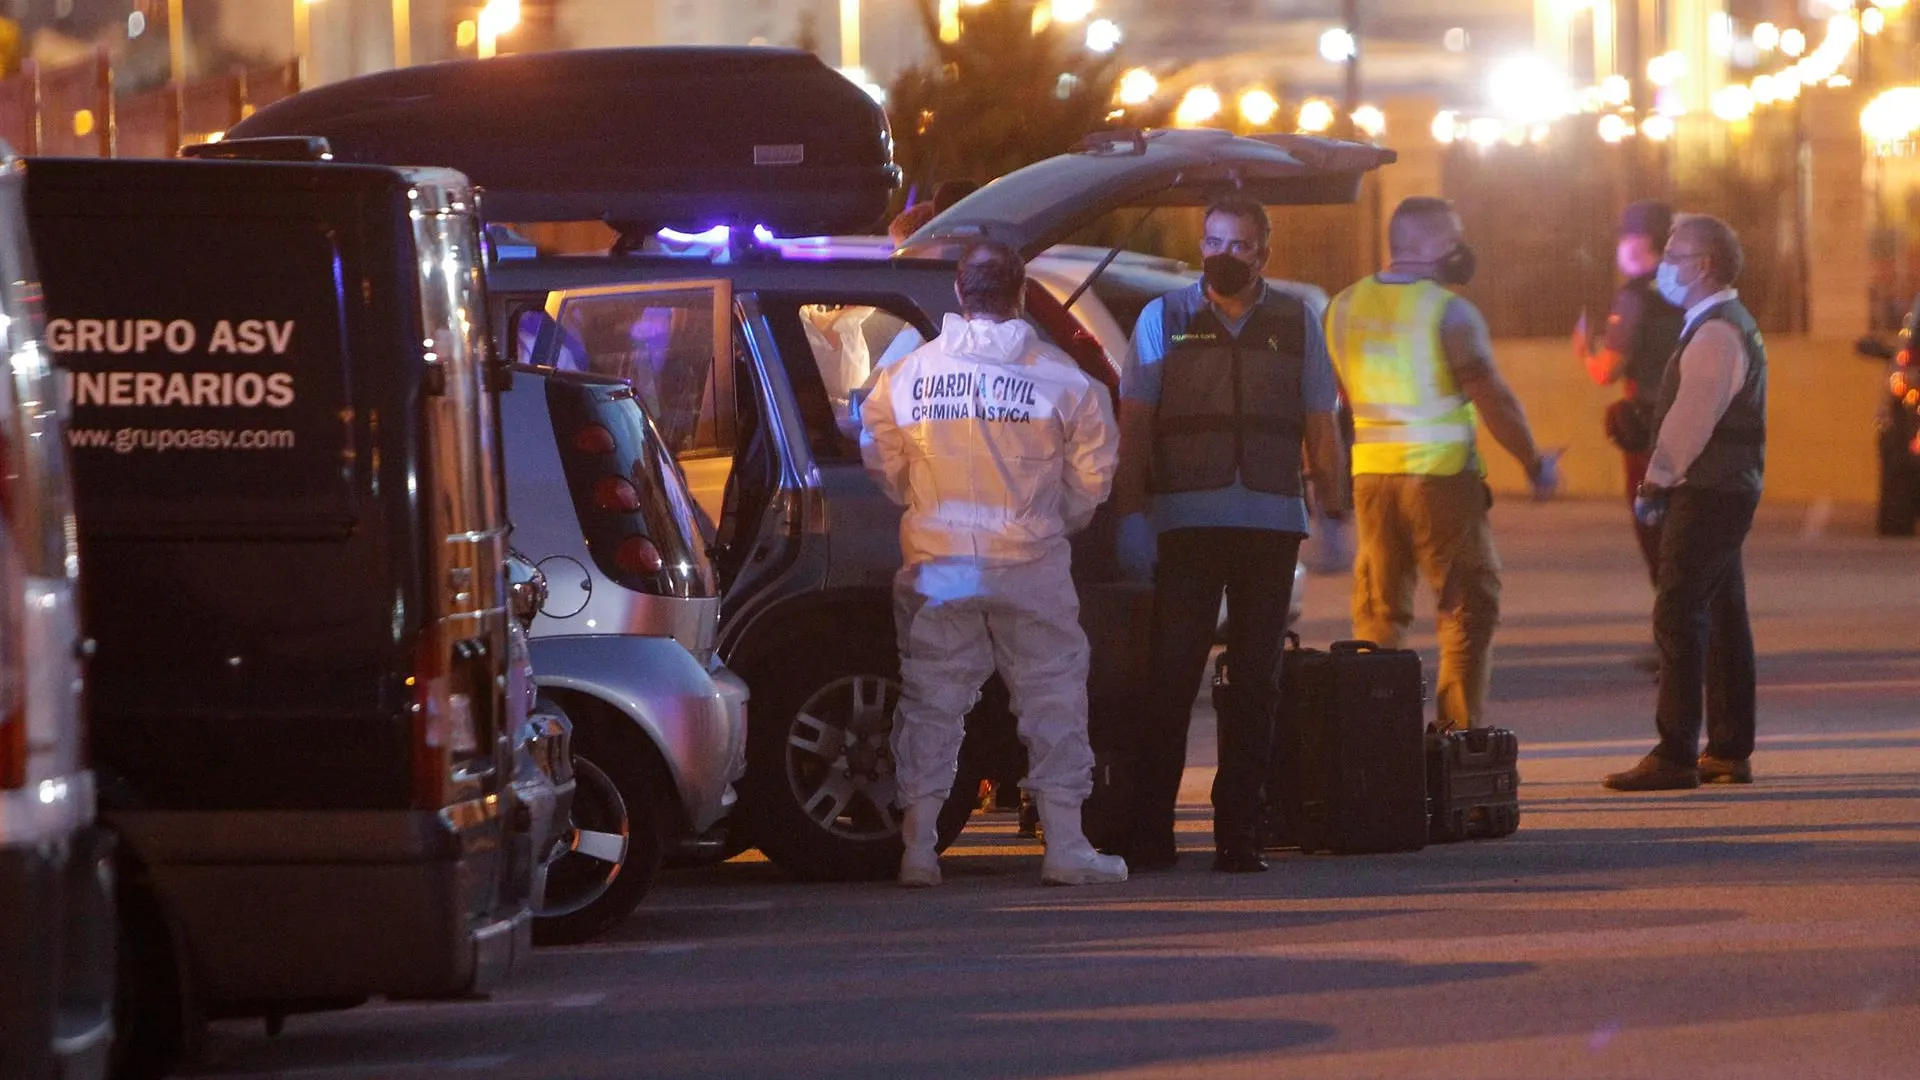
[1859,291,1920,536]
[28,147,538,1074]
[0,141,113,1080]
[228,47,1395,882]
[500,363,748,943]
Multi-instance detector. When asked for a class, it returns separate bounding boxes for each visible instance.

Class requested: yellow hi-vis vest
[1326,275,1480,477]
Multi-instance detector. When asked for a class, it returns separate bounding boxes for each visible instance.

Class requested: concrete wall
[1478,335,1885,507]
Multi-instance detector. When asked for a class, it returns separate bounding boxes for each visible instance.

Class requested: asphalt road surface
[186,499,1920,1080]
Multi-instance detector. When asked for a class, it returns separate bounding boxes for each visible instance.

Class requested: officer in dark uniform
[1575,200,1685,586]
[1112,194,1347,873]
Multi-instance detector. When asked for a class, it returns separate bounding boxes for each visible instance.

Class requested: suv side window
[761,295,932,461]
[551,286,735,459]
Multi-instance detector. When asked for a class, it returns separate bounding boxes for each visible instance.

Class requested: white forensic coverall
[859,313,1118,817]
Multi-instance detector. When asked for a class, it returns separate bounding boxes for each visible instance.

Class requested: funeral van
[26,151,535,1074]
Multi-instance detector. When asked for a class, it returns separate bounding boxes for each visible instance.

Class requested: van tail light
[0,705,23,789]
[409,637,485,809]
[410,636,452,808]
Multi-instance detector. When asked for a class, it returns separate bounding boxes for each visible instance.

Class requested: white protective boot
[1037,796,1129,886]
[897,797,944,887]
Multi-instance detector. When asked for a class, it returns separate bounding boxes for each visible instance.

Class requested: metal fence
[0,48,300,160]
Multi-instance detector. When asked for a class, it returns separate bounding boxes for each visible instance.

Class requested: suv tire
[742,622,976,881]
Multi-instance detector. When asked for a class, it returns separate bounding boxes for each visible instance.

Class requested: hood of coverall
[937,313,1037,367]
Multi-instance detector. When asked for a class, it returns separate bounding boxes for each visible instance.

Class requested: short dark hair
[1620,199,1674,247]
[1388,196,1457,258]
[934,179,981,213]
[956,240,1026,317]
[1674,213,1744,286]
[1203,193,1272,247]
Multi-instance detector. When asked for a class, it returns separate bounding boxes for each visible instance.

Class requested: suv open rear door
[897,128,1396,262]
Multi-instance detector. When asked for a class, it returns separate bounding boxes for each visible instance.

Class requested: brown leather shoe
[1602,752,1701,791]
[1697,755,1753,784]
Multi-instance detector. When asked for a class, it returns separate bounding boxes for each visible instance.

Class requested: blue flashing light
[657,224,732,245]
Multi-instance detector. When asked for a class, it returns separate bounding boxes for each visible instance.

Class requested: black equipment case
[1264,637,1428,855]
[1078,582,1155,851]
[1426,726,1522,842]
[227,47,902,235]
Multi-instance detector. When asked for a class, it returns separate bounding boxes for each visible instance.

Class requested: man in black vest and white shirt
[1604,214,1767,791]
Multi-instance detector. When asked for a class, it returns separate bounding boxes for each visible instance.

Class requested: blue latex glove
[1304,512,1354,575]
[1634,490,1668,528]
[1529,448,1565,502]
[1117,512,1156,583]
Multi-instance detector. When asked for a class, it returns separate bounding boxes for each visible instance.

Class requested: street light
[1174,86,1222,127]
[477,0,519,60]
[1297,98,1336,133]
[1239,89,1280,127]
[1116,67,1158,106]
[1085,19,1122,52]
[1319,27,1356,63]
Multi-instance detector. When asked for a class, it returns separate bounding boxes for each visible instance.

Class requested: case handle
[1330,639,1383,654]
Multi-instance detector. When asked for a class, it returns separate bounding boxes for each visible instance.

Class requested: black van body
[26,156,530,1068]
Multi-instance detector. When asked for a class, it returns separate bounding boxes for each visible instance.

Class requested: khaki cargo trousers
[1351,470,1503,730]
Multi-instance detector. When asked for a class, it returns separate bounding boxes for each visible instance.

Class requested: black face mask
[1202,254,1258,298]
[1436,244,1477,286]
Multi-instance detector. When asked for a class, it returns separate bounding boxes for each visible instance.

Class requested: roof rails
[179,136,335,162]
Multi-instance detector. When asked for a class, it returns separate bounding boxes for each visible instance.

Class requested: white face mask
[1654,260,1695,307]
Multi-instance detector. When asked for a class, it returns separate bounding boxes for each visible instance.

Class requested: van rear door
[27,157,524,1015]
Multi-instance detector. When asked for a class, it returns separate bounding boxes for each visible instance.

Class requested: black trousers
[1653,487,1760,766]
[1127,527,1302,852]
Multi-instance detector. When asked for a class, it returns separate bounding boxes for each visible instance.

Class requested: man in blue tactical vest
[1604,214,1768,791]
[1113,194,1349,874]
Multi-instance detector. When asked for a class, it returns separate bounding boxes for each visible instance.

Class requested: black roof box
[227,47,901,234]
